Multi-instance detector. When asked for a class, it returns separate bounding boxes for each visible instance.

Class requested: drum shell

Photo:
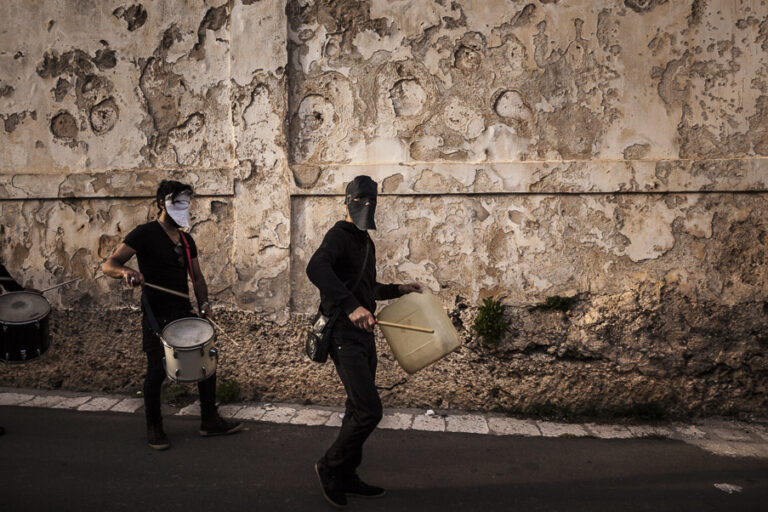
[0,292,52,364]
[160,319,218,383]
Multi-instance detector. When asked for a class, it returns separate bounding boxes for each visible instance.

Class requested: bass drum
[0,291,52,363]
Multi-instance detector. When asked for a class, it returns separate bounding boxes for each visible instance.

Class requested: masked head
[344,176,378,230]
[156,180,194,228]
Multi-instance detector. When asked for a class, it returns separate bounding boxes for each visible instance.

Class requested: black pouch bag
[305,309,341,363]
[305,237,370,363]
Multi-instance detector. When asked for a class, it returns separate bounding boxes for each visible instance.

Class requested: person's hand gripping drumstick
[198,301,213,322]
[349,306,376,332]
[349,282,423,332]
[123,268,144,288]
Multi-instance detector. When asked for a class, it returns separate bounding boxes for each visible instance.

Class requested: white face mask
[164,192,192,228]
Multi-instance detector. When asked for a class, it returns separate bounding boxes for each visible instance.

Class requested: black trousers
[321,322,383,476]
[142,315,217,425]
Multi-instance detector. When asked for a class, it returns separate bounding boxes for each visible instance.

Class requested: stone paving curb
[2,387,767,459]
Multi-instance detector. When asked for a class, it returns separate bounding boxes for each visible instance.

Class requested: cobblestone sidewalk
[2,387,767,459]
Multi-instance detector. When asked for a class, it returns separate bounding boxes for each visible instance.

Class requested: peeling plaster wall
[1,0,289,317]
[2,0,768,415]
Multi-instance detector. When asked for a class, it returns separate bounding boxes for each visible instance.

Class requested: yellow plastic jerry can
[377,291,461,374]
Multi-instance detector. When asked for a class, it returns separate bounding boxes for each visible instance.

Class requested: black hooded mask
[345,176,378,230]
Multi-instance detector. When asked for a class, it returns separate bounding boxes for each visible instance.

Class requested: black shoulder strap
[348,236,371,294]
[178,230,196,281]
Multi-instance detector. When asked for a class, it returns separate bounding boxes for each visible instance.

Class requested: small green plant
[216,378,241,404]
[472,297,509,345]
[528,295,576,312]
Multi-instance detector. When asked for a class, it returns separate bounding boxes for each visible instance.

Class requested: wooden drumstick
[376,320,434,334]
[40,278,81,293]
[208,317,239,346]
[141,282,189,299]
[0,276,15,281]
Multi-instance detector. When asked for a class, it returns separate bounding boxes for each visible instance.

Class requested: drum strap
[178,230,196,282]
[142,292,162,335]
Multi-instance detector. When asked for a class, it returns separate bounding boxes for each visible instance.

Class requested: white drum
[160,317,218,383]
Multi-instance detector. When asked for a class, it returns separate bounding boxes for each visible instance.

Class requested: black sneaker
[315,461,347,509]
[345,473,386,498]
[147,422,170,450]
[199,415,243,437]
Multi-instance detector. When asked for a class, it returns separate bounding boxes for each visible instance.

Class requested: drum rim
[160,317,215,351]
[0,291,52,325]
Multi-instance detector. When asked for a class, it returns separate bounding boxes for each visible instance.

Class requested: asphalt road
[2,406,767,512]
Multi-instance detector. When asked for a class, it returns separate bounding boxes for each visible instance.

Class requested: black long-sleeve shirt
[0,264,23,291]
[306,220,402,319]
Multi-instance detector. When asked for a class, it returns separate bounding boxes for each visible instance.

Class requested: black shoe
[345,474,386,498]
[0,425,5,436]
[315,461,347,509]
[147,422,170,450]
[200,415,243,437]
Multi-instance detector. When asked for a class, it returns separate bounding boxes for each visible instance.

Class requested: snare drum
[0,291,52,363]
[160,317,218,383]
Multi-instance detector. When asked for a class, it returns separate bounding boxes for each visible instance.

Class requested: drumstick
[142,282,189,299]
[208,317,239,346]
[376,320,434,334]
[40,278,81,293]
[0,276,15,281]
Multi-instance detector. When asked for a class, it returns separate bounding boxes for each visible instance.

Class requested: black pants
[142,315,217,425]
[321,322,382,476]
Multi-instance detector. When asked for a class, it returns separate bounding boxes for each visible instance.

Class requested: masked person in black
[307,175,422,508]
[102,180,241,450]
[0,263,26,437]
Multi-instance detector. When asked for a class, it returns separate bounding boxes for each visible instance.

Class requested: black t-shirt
[124,221,197,316]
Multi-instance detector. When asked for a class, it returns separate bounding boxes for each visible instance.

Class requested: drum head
[162,317,214,348]
[0,291,51,324]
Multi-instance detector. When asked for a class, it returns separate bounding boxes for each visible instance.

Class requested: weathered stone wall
[2,0,768,416]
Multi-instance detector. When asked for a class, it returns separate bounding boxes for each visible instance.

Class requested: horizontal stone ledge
[0,169,235,199]
[290,190,768,197]
[290,159,768,195]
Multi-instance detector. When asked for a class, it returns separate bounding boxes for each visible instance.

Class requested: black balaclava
[345,175,378,230]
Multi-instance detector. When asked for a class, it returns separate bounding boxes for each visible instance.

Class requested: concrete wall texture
[2,0,768,416]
